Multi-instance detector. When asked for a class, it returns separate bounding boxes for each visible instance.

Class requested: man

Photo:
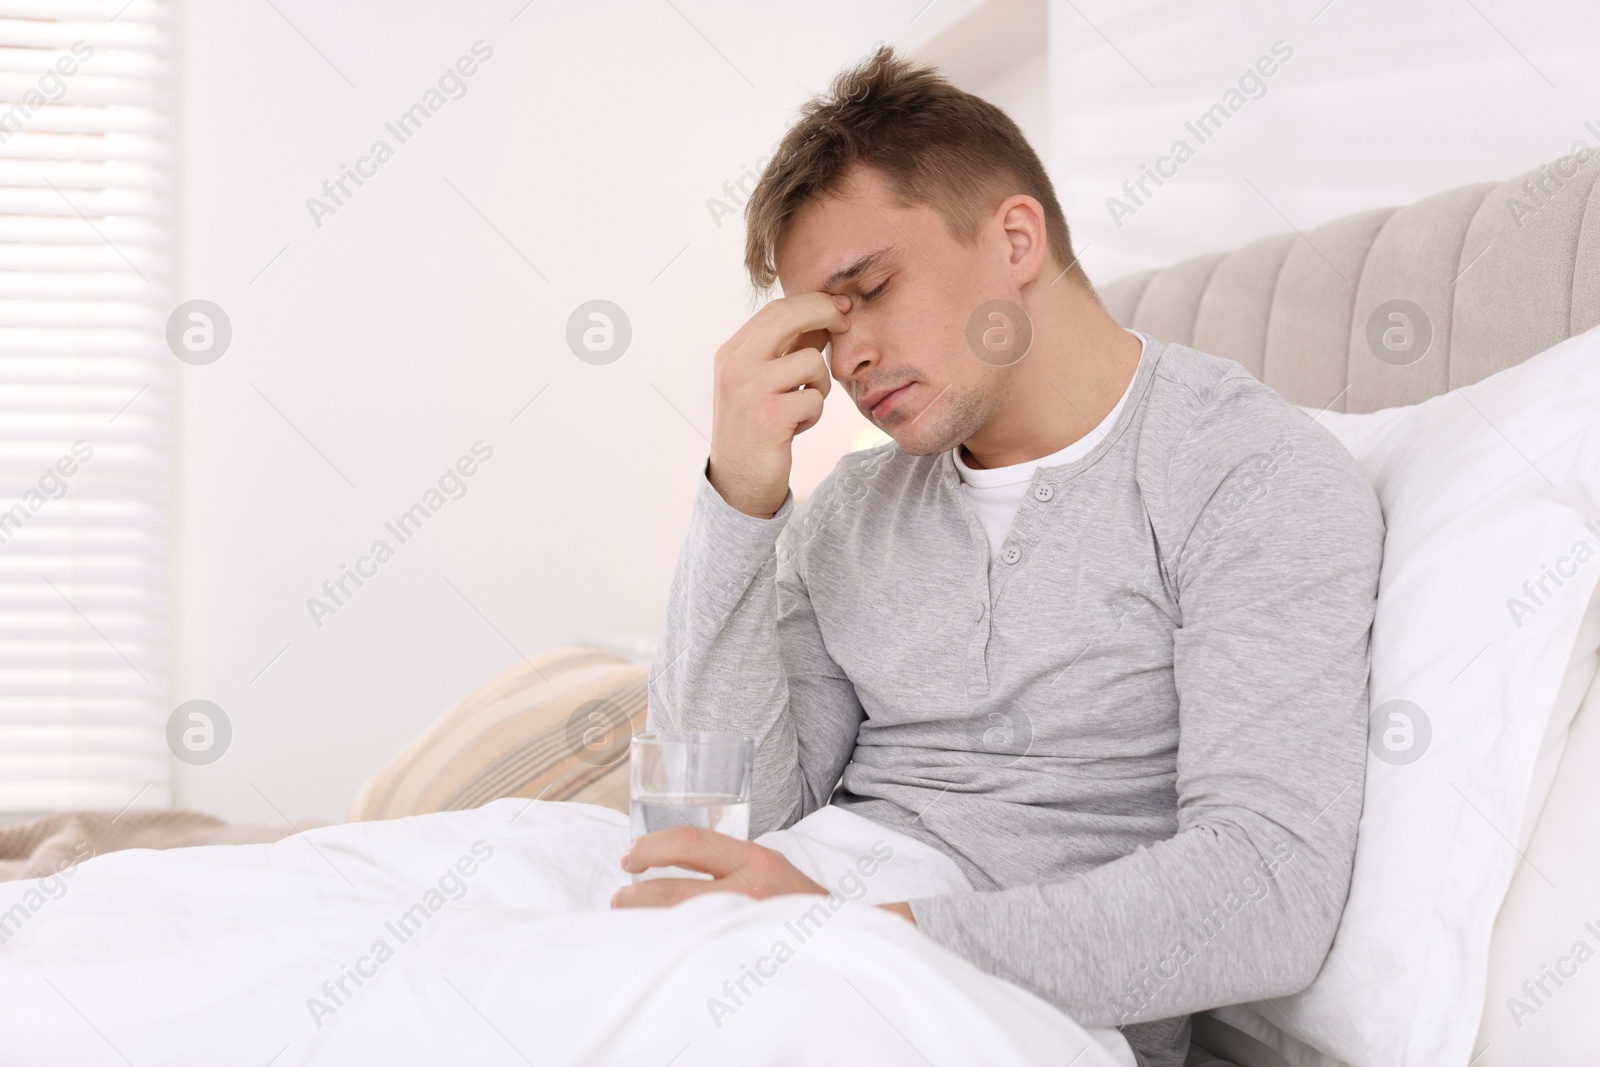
[613,46,1383,1067]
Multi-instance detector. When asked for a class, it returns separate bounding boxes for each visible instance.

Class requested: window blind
[0,0,172,813]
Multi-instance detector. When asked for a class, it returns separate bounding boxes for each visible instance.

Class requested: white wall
[174,0,1598,824]
[1049,0,1600,284]
[173,0,934,823]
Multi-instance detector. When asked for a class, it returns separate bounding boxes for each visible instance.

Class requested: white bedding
[0,799,1135,1066]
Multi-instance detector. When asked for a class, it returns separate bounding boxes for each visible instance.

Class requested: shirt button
[1003,546,1022,565]
[973,602,986,622]
[1033,484,1054,502]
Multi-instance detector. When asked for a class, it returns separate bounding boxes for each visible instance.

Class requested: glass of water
[629,731,753,882]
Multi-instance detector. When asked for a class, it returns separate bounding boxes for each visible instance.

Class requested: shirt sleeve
[647,466,866,836]
[905,400,1385,1030]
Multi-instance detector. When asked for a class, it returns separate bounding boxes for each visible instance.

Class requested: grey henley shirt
[647,336,1384,1066]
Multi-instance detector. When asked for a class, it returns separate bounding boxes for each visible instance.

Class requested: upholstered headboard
[1097,153,1600,413]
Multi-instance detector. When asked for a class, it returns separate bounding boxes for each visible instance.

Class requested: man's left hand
[610,826,824,908]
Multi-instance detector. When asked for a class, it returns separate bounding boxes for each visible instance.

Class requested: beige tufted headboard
[1097,153,1600,413]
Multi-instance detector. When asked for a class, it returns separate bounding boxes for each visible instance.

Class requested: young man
[613,46,1383,1067]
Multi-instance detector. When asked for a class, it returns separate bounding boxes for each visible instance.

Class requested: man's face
[775,165,1015,456]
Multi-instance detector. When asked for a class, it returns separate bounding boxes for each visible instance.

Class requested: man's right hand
[708,292,851,518]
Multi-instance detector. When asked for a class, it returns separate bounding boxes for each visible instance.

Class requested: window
[0,1,173,812]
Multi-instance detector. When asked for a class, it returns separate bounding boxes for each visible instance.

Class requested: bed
[4,152,1597,1067]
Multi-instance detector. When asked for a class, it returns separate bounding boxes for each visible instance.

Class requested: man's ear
[997,194,1048,286]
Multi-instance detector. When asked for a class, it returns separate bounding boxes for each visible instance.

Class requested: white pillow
[1473,663,1600,1065]
[1212,324,1600,1067]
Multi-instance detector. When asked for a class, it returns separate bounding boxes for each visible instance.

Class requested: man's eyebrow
[820,246,896,292]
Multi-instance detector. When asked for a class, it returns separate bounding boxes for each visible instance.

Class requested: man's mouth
[860,382,915,420]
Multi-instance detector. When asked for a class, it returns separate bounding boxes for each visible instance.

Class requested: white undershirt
[952,331,1146,556]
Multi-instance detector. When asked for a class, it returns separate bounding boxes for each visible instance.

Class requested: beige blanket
[0,811,305,883]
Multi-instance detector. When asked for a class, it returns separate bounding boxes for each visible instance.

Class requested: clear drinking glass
[628,731,754,882]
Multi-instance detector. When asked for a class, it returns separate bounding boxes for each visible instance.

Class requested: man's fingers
[610,876,724,909]
[786,326,832,360]
[725,291,844,355]
[721,292,849,365]
[760,348,832,398]
[611,840,826,909]
[779,387,826,435]
[623,826,748,879]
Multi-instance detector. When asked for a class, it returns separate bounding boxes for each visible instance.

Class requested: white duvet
[0,799,1134,1066]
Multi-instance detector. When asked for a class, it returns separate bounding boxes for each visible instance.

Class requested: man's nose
[829,330,876,384]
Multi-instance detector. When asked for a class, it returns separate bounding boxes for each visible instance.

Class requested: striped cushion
[349,645,647,821]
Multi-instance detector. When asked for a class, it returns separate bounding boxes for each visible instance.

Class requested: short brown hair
[744,45,1084,296]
